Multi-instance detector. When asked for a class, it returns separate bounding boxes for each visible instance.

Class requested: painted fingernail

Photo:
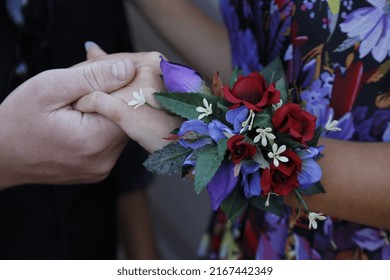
[112,60,128,81]
[84,41,98,52]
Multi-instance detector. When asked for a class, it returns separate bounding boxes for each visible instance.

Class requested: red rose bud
[223,72,280,111]
[227,135,257,164]
[272,103,316,144]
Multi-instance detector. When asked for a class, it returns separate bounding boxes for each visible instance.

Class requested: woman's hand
[74,49,183,153]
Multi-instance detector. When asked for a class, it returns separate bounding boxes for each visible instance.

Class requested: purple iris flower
[208,120,234,143]
[160,57,207,93]
[241,160,262,198]
[226,106,249,133]
[206,161,238,210]
[296,147,323,188]
[177,120,212,149]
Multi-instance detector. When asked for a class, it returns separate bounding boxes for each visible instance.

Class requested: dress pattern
[198,0,390,260]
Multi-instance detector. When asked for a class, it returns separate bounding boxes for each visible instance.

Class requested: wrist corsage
[138,57,341,229]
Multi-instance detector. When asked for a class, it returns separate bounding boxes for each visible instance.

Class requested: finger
[74,92,182,153]
[111,66,164,109]
[84,41,107,60]
[36,58,136,107]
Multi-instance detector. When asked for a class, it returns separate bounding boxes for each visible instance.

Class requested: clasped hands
[0,46,181,189]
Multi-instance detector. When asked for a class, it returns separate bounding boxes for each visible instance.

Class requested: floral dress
[198,0,390,260]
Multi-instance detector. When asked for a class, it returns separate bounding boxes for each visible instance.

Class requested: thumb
[40,57,135,106]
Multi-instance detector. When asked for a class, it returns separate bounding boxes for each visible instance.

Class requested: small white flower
[127,88,146,109]
[196,98,213,120]
[254,127,276,147]
[267,143,288,167]
[308,212,326,229]
[325,115,342,132]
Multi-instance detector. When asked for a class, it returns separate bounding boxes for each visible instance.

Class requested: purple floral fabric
[199,0,390,260]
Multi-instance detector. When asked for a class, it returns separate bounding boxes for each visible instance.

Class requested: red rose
[260,150,302,196]
[272,103,316,144]
[227,135,257,164]
[223,72,280,112]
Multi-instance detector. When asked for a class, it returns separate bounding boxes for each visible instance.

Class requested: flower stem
[293,190,309,213]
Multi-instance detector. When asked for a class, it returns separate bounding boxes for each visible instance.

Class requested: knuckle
[82,64,102,91]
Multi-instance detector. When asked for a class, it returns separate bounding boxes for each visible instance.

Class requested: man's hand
[74,50,183,153]
[0,58,135,189]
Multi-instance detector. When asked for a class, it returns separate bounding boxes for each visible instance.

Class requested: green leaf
[194,145,225,194]
[229,66,241,88]
[275,77,289,104]
[154,92,226,122]
[250,195,286,217]
[252,107,272,129]
[143,143,191,175]
[306,126,324,147]
[220,186,248,221]
[260,58,285,85]
[275,132,305,149]
[217,138,228,158]
[298,181,326,196]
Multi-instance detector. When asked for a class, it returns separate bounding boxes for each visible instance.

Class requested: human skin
[0,57,135,189]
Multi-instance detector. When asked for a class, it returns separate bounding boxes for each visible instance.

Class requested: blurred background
[124,0,223,259]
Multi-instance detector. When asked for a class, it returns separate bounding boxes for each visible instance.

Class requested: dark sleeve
[110,141,154,196]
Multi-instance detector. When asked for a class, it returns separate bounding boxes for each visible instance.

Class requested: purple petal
[294,234,322,260]
[206,161,238,210]
[226,106,249,133]
[327,112,355,140]
[241,160,261,175]
[242,160,262,198]
[256,214,289,260]
[243,171,261,198]
[382,245,390,259]
[296,146,324,160]
[208,120,234,143]
[178,120,212,149]
[160,57,206,93]
[352,228,385,251]
[298,158,322,186]
[183,152,195,166]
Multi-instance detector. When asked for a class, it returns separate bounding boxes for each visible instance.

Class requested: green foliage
[154,92,227,122]
[275,77,289,104]
[143,143,191,175]
[298,181,326,196]
[221,186,248,221]
[306,127,324,147]
[252,107,272,129]
[229,66,241,88]
[194,144,226,194]
[260,58,285,85]
[274,132,305,149]
[250,195,286,217]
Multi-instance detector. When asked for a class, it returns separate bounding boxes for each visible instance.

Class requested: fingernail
[84,41,98,52]
[112,60,128,81]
